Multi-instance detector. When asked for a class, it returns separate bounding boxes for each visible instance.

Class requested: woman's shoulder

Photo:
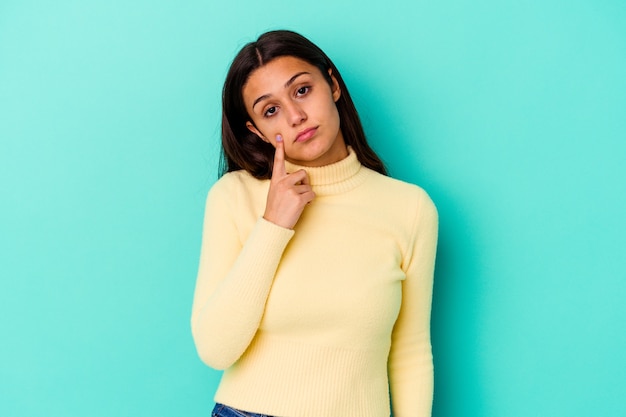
[363,168,435,209]
[206,170,268,205]
[360,169,438,244]
[210,170,265,192]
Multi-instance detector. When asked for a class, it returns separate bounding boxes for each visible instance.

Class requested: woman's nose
[284,102,306,126]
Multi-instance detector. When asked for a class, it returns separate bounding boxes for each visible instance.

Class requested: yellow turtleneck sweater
[191,148,438,417]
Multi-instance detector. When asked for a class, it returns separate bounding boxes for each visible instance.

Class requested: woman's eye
[264,106,277,117]
[296,86,310,96]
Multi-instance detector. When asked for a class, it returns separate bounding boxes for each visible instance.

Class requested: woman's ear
[328,69,342,102]
[246,121,269,143]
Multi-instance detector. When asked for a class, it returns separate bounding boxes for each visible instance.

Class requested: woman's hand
[263,135,315,229]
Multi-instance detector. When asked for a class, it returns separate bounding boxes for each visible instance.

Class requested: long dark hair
[220,30,386,179]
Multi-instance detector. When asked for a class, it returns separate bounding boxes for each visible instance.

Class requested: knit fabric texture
[191,148,438,417]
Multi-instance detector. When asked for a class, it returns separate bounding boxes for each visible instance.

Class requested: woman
[191,30,438,417]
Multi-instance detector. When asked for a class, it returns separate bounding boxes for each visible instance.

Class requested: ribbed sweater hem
[215,334,391,417]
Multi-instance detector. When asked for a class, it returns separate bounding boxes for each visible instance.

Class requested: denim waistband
[211,403,275,417]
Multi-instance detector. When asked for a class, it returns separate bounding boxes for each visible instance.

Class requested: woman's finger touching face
[243,56,348,168]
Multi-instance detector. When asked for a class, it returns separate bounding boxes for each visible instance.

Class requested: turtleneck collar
[284,146,369,196]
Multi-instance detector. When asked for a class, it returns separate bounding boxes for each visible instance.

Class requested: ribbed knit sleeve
[388,188,438,417]
[191,175,294,370]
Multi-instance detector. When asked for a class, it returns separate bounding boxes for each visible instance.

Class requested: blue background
[1,1,624,416]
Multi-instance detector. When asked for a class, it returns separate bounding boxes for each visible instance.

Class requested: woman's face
[243,56,348,167]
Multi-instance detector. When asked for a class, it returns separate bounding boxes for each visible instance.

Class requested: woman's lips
[295,127,318,142]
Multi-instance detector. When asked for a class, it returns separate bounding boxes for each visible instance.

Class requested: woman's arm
[388,189,439,417]
[191,138,313,370]
[190,178,294,370]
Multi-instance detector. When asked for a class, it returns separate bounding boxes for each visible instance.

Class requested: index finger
[272,135,287,179]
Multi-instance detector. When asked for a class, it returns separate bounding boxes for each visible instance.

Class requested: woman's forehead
[243,57,321,104]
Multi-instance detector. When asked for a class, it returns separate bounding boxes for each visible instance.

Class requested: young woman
[191,30,438,417]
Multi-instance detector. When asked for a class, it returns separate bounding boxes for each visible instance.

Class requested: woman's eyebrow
[252,71,311,109]
[284,71,310,88]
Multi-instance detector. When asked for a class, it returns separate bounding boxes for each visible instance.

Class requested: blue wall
[1,1,624,416]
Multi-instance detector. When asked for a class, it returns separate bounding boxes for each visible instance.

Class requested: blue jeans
[211,403,276,417]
